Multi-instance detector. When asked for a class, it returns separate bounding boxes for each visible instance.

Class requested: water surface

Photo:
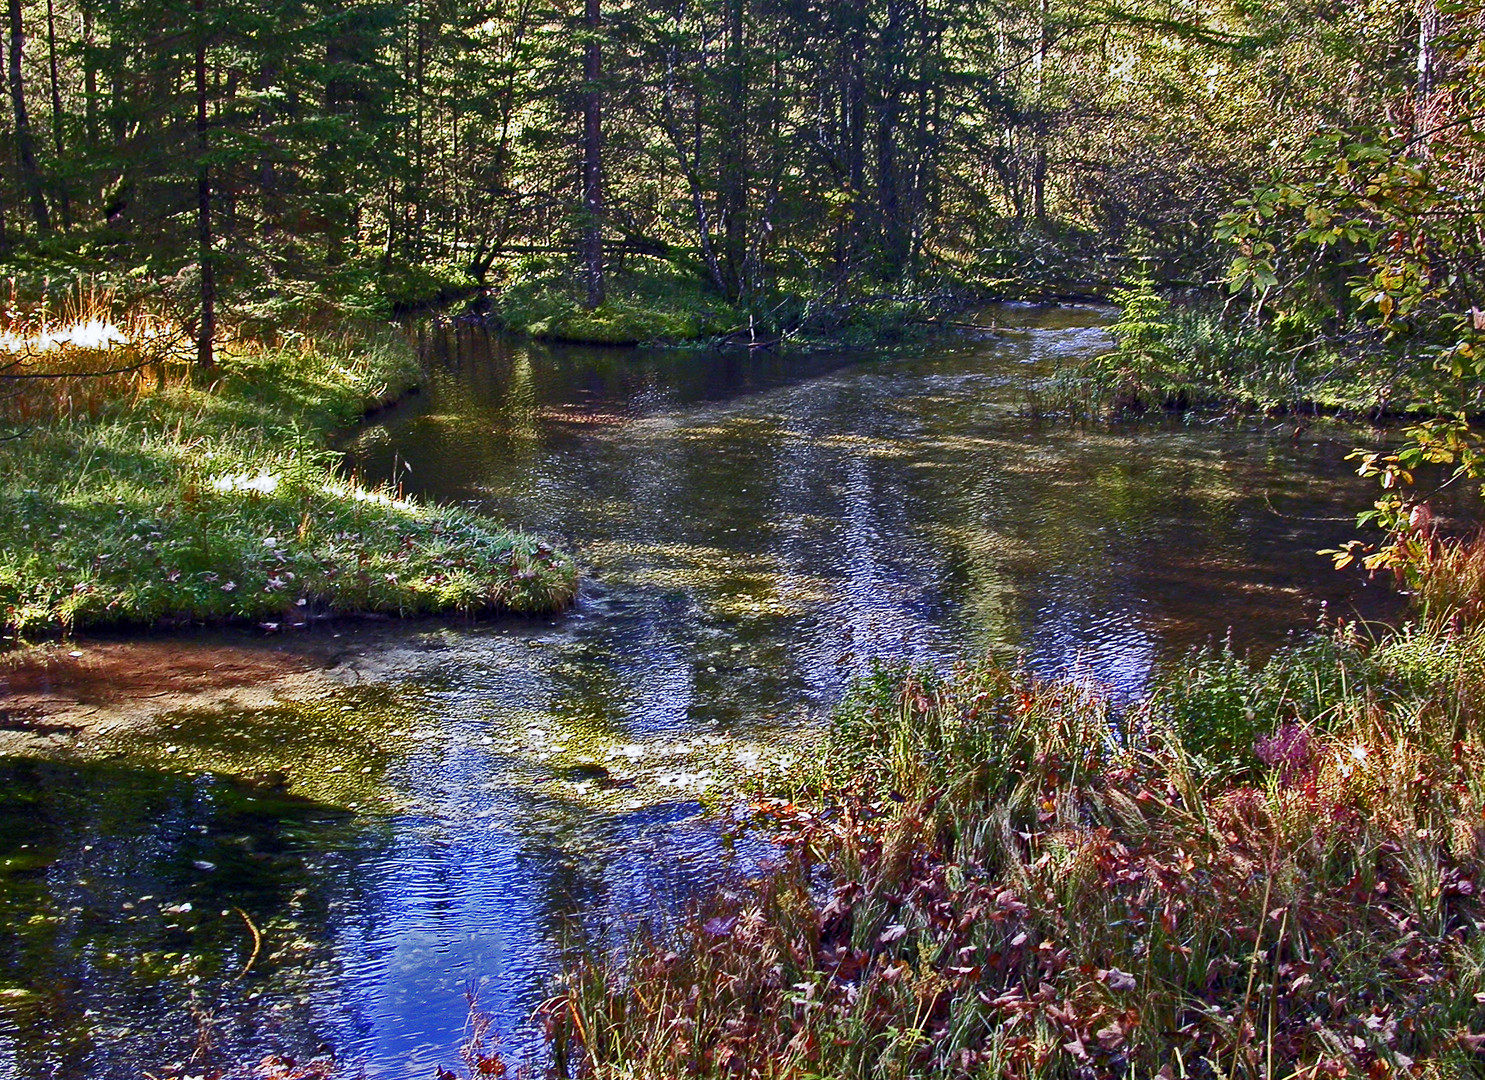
[0,307,1401,1077]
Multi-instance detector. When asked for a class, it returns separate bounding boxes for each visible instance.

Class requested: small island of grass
[0,301,577,640]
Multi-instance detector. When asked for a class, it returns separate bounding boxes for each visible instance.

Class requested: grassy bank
[486,262,994,348]
[1043,279,1478,422]
[548,550,1485,1078]
[491,265,740,345]
[0,298,577,639]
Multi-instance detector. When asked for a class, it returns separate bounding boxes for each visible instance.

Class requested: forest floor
[0,315,578,644]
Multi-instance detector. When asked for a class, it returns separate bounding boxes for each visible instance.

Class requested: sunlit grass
[0,285,577,637]
[0,316,129,354]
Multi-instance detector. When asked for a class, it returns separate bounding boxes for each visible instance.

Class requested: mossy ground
[0,322,577,638]
[487,262,968,348]
[491,265,741,345]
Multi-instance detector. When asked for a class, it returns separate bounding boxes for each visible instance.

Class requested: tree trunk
[195,0,215,374]
[876,0,907,276]
[1032,143,1047,223]
[6,0,49,234]
[719,0,747,300]
[580,0,604,309]
[82,0,97,144]
[661,35,725,295]
[1030,0,1050,224]
[44,0,67,225]
[1414,0,1442,156]
[841,12,866,275]
[413,0,426,259]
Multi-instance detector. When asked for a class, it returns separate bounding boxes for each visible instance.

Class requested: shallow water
[0,307,1402,1077]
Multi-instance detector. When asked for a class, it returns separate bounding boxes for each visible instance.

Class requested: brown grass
[0,278,192,424]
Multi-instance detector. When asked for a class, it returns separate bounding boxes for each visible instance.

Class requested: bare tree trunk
[45,0,68,226]
[580,0,604,309]
[7,0,50,234]
[1414,0,1441,157]
[195,0,215,374]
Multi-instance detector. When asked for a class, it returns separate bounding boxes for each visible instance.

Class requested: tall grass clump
[548,617,1485,1079]
[0,284,577,637]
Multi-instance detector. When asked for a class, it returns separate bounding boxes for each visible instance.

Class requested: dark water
[0,306,1400,1078]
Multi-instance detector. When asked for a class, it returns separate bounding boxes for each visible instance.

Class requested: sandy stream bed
[0,629,398,758]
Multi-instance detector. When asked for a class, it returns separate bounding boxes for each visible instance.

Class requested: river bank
[554,576,1485,1079]
[479,264,1057,348]
[0,310,578,643]
[1046,283,1485,425]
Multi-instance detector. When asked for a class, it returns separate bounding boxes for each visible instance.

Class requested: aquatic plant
[546,617,1485,1079]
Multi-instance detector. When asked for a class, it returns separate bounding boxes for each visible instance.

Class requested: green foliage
[1053,276,1203,415]
[8,0,1463,323]
[1151,633,1374,779]
[1212,114,1485,586]
[1099,274,1187,409]
[493,269,740,344]
[376,260,479,313]
[1217,129,1484,342]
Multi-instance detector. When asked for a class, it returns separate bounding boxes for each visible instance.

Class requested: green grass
[546,592,1485,1079]
[0,324,577,638]
[489,263,964,348]
[493,266,741,345]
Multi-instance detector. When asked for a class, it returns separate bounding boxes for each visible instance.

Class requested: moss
[378,259,479,312]
[98,686,418,809]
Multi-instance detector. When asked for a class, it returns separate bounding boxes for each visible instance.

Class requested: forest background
[0,0,1479,362]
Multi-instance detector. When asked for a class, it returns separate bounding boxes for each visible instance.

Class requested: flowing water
[0,307,1404,1078]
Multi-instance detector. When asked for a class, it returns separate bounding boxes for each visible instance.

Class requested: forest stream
[0,306,1408,1078]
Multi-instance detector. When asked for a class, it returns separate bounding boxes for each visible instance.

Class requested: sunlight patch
[0,318,129,354]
